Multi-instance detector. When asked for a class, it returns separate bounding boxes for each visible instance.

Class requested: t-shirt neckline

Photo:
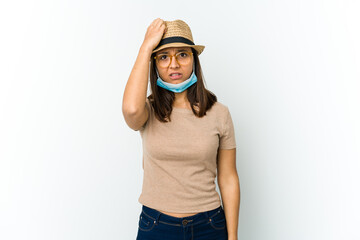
[172,107,194,114]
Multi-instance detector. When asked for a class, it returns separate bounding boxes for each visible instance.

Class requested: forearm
[219,176,240,239]
[122,44,152,114]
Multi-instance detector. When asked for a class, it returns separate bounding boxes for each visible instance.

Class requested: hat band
[154,36,195,50]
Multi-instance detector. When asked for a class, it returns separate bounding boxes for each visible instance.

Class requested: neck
[173,90,189,105]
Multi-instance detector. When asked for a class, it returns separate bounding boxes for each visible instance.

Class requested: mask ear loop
[155,67,159,78]
[192,59,197,78]
[153,53,160,78]
[192,50,196,75]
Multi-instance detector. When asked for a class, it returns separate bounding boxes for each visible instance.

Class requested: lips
[169,72,182,76]
[169,73,182,80]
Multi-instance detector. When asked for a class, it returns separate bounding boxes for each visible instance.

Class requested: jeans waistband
[141,204,223,226]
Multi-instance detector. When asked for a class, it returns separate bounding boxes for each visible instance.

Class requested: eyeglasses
[154,51,193,68]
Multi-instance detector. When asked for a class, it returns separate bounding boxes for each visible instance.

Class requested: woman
[123,18,240,240]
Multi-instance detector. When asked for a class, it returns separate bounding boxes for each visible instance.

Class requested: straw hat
[152,19,205,55]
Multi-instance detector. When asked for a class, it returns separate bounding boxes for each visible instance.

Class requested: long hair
[147,47,217,122]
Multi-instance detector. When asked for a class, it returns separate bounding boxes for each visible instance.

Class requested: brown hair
[147,48,218,122]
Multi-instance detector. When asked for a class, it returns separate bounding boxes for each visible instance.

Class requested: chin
[172,80,185,84]
[168,78,183,83]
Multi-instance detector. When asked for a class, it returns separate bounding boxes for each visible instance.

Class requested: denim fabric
[136,204,228,240]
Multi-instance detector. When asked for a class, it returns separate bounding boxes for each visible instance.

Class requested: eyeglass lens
[156,52,192,67]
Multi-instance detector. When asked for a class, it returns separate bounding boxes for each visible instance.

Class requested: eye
[178,52,188,58]
[159,54,168,60]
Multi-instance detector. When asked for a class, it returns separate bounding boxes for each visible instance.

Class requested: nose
[169,55,180,68]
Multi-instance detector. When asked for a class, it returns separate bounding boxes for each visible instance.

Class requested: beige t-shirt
[137,98,236,213]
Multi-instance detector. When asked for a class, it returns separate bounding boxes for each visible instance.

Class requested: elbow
[218,174,240,188]
[122,102,140,116]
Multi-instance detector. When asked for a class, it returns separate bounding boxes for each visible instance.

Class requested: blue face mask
[156,64,197,93]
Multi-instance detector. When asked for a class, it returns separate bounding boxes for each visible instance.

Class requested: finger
[150,18,160,26]
[155,19,165,28]
[154,18,162,24]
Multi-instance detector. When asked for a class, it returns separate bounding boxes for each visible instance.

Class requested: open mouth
[169,73,182,79]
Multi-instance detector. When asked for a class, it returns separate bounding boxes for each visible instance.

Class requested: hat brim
[152,42,205,55]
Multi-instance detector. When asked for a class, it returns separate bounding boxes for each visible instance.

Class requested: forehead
[157,47,192,54]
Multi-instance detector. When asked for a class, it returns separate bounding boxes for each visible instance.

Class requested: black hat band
[154,36,195,51]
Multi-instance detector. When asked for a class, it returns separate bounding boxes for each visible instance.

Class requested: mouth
[169,73,182,80]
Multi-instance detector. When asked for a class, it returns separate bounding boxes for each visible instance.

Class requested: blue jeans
[136,204,228,240]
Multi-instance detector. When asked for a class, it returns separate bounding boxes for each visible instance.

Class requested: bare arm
[122,45,152,130]
[122,18,166,130]
[217,148,240,240]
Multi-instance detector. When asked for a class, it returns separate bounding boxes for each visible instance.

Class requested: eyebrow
[158,49,188,54]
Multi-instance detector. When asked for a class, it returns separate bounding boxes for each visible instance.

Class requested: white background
[1,0,359,239]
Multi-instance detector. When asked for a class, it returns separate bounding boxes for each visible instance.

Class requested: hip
[136,204,228,240]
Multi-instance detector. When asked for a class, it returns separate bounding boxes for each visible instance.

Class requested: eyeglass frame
[153,51,194,68]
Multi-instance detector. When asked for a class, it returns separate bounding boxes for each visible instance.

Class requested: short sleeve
[219,106,236,149]
[138,98,151,132]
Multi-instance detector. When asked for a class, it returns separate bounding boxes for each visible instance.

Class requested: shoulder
[210,101,230,115]
[209,101,234,126]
